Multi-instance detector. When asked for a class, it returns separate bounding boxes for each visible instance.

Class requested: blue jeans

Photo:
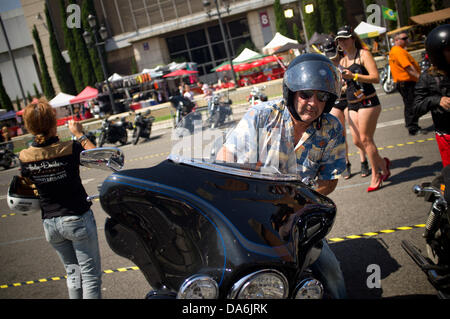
[43,210,102,299]
[310,240,347,299]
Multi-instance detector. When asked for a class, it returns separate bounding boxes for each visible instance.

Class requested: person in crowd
[216,53,347,299]
[1,126,13,151]
[183,83,195,102]
[414,24,450,168]
[389,31,422,135]
[18,98,102,299]
[336,25,390,192]
[324,36,367,179]
[198,81,214,116]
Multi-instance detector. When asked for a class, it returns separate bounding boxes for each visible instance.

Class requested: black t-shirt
[19,137,91,219]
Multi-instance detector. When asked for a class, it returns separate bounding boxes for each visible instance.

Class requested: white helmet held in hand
[7,176,40,214]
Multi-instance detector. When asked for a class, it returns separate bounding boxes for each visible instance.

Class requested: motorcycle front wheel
[2,154,13,169]
[133,127,141,145]
[98,132,106,147]
[383,79,396,94]
[120,132,128,145]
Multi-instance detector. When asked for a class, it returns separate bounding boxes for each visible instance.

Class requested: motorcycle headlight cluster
[294,278,324,299]
[228,269,288,299]
[176,270,324,299]
[177,275,219,299]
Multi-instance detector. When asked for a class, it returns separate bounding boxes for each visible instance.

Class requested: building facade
[0,6,42,109]
[21,0,371,93]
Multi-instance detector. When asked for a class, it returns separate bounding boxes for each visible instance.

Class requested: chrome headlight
[294,278,324,299]
[177,275,219,299]
[228,269,288,299]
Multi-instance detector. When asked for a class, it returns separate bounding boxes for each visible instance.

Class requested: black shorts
[333,98,348,111]
[348,95,381,112]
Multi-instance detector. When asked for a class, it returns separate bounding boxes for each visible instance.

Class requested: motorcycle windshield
[169,100,299,181]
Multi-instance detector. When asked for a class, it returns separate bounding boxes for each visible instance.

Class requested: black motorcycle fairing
[101,159,336,295]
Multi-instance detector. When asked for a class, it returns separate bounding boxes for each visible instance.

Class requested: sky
[0,0,22,13]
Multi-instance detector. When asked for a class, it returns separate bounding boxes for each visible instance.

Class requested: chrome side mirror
[80,147,124,172]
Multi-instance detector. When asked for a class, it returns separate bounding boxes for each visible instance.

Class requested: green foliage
[318,0,337,35]
[33,83,40,98]
[32,25,55,100]
[45,3,77,95]
[68,0,96,88]
[131,56,138,74]
[27,91,33,103]
[0,73,13,111]
[15,96,21,110]
[59,0,84,92]
[81,0,106,83]
[409,0,432,16]
[274,0,289,36]
[292,23,302,43]
[303,1,322,38]
[334,0,347,30]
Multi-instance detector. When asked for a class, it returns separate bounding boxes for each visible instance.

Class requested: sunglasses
[399,37,408,41]
[298,90,332,102]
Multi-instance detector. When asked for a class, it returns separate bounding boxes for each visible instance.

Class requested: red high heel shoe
[367,175,383,192]
[382,157,391,182]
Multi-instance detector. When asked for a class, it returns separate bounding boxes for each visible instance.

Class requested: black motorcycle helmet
[283,53,342,122]
[322,37,338,59]
[425,24,450,72]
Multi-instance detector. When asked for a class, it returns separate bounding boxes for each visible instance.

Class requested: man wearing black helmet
[414,24,450,167]
[217,53,347,298]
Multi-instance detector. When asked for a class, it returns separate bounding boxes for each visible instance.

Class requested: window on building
[166,16,251,76]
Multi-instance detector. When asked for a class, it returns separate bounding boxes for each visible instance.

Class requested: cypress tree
[274,0,289,37]
[45,3,77,95]
[410,0,431,16]
[303,0,322,38]
[334,0,347,30]
[15,96,21,110]
[0,73,14,111]
[81,0,106,83]
[68,0,96,88]
[59,0,84,92]
[32,25,56,100]
[317,0,337,35]
[33,83,40,98]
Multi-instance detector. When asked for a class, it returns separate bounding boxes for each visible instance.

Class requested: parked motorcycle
[131,110,155,145]
[207,93,233,129]
[419,51,431,73]
[402,165,450,299]
[97,116,132,147]
[70,129,97,146]
[169,95,202,136]
[0,143,17,169]
[248,85,268,107]
[80,112,338,299]
[379,56,396,94]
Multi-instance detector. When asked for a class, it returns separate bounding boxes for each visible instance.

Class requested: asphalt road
[0,87,443,299]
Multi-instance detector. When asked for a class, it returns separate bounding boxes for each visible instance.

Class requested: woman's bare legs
[346,109,369,172]
[349,105,388,188]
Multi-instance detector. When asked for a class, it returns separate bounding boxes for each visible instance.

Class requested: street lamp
[203,0,239,88]
[298,0,311,53]
[82,15,118,114]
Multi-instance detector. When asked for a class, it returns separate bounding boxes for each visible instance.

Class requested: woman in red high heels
[335,26,391,192]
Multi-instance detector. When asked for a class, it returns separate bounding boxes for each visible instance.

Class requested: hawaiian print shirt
[222,99,346,181]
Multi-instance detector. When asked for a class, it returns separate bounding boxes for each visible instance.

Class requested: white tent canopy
[49,92,75,108]
[354,21,387,39]
[233,48,263,63]
[262,32,298,54]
